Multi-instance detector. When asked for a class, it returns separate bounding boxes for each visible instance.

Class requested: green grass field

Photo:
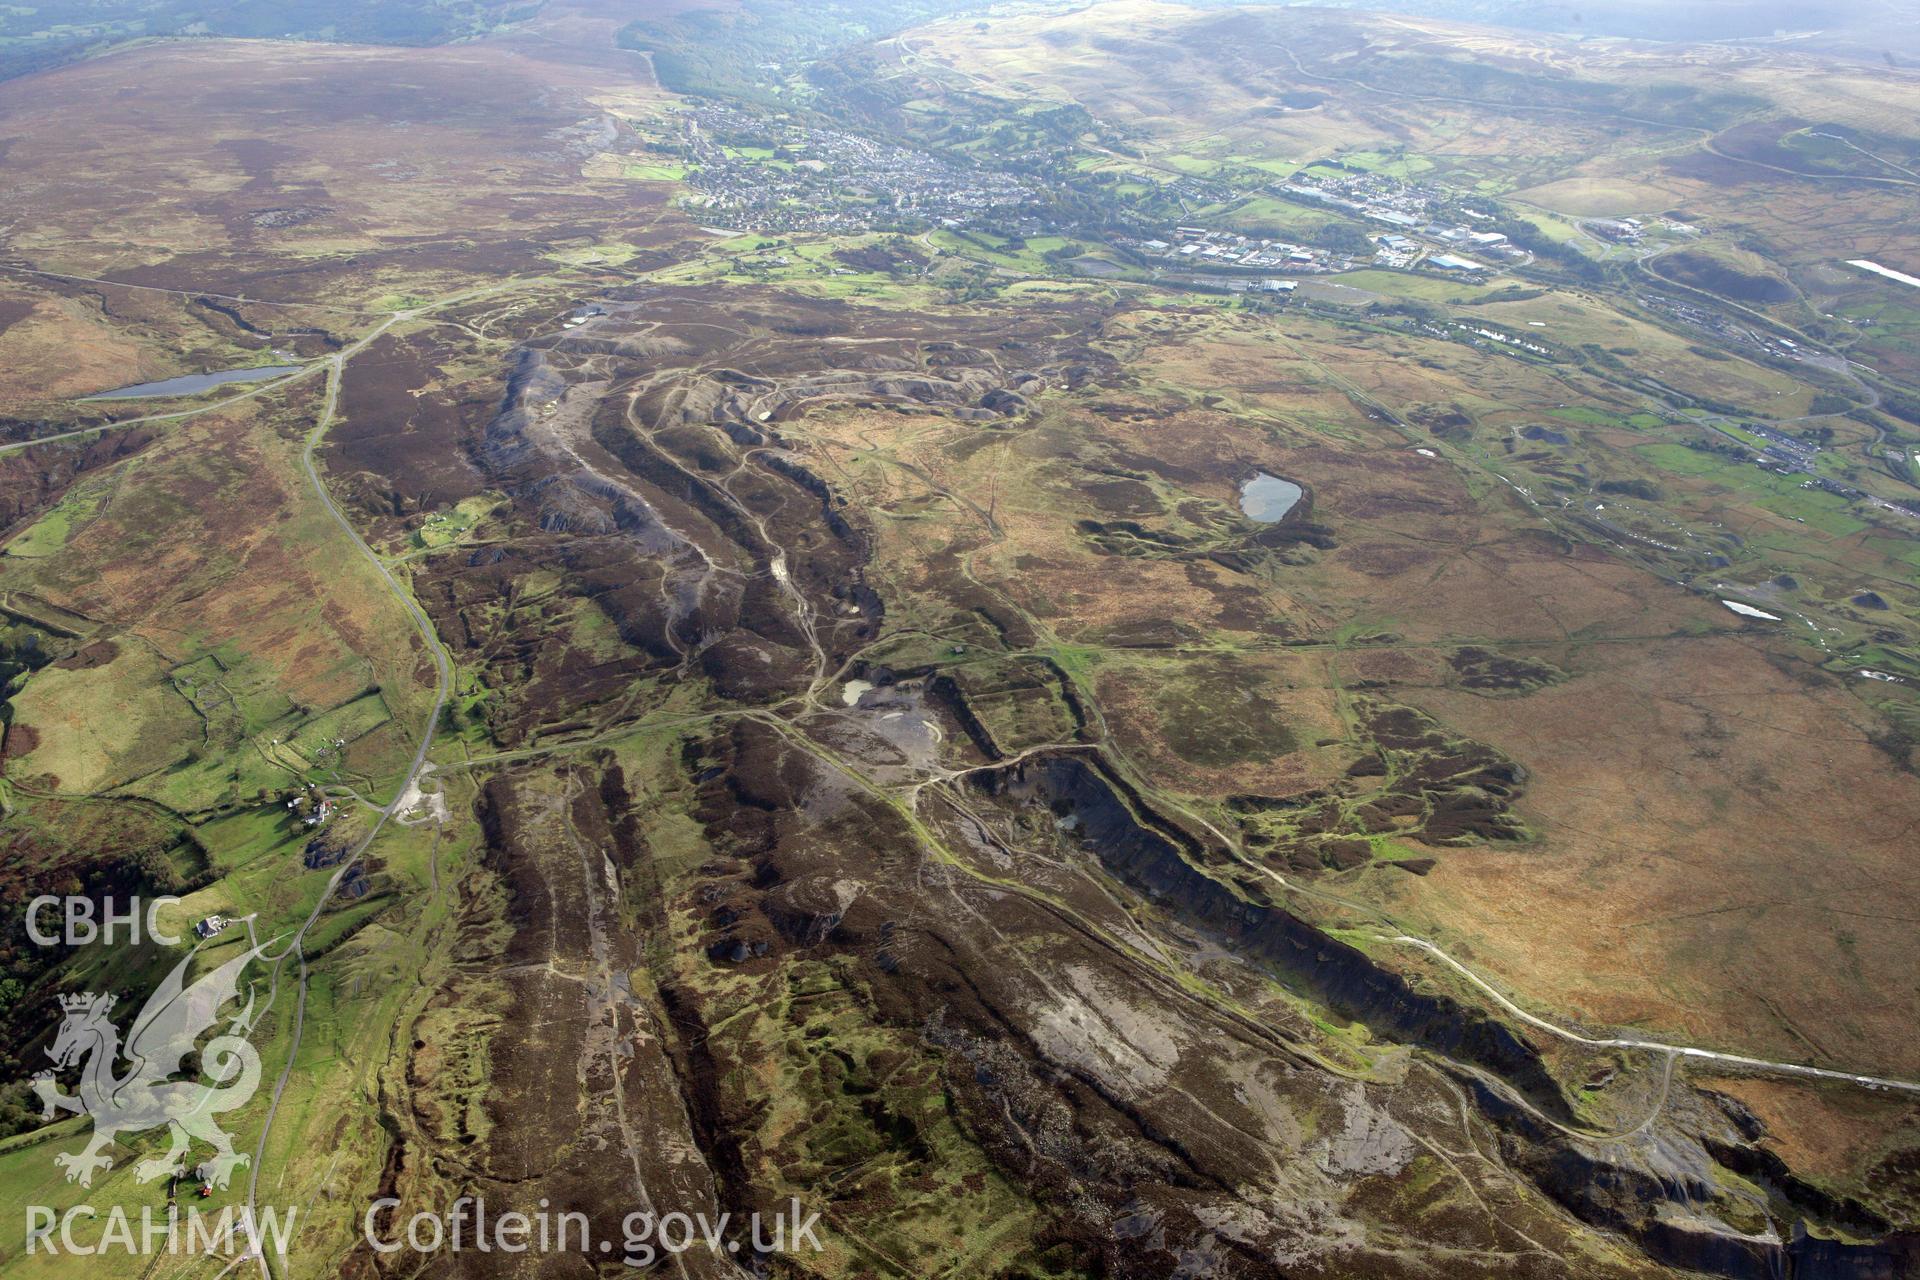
[2,478,114,559]
[622,161,687,181]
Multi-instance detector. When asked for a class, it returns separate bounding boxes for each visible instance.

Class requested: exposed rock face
[983,753,1561,1102]
[651,705,1878,1276]
[1789,1225,1920,1279]
[368,284,1917,1279]
[405,286,1101,746]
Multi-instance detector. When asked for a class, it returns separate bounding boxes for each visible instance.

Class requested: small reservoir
[83,364,304,400]
[1239,472,1303,522]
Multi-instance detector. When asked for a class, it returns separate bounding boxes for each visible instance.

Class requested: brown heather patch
[1698,1076,1920,1190]
[1390,630,1920,1078]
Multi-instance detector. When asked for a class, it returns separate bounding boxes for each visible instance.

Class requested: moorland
[2,2,1919,1277]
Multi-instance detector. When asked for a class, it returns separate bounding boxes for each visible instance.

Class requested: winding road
[1380,934,1920,1097]
[17,252,1920,1276]
[239,283,541,1278]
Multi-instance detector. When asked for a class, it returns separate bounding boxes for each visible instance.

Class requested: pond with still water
[83,364,304,400]
[1239,472,1302,522]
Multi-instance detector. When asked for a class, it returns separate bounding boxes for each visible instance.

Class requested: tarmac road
[1382,933,1920,1096]
[242,283,542,1278]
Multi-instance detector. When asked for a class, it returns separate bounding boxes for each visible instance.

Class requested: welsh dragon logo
[33,929,272,1188]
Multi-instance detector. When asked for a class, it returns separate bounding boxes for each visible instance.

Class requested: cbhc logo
[24,896,182,948]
